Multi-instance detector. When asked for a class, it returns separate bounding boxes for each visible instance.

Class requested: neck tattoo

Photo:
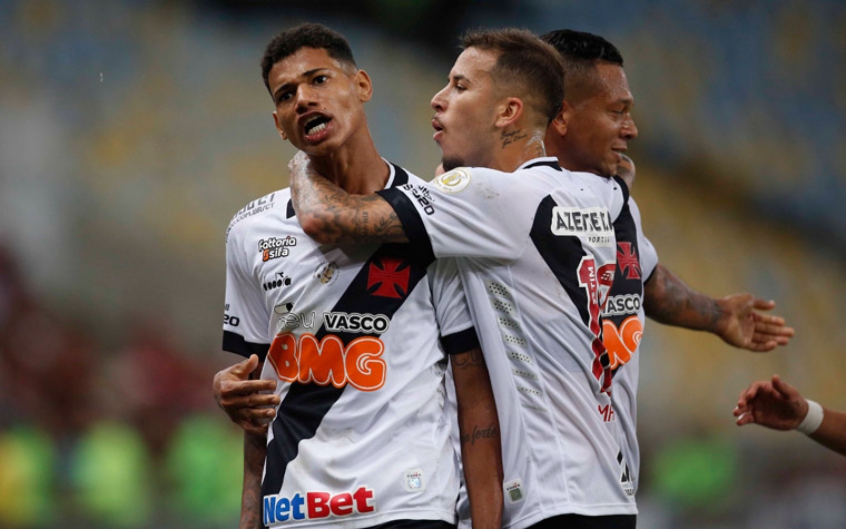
[501,129,528,149]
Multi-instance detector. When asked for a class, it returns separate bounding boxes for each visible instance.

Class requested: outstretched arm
[451,348,503,529]
[734,375,846,456]
[643,264,794,352]
[288,152,407,245]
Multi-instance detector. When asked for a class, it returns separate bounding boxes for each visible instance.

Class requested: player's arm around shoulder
[451,348,503,528]
[287,152,407,245]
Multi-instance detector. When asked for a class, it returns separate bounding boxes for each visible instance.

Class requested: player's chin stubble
[442,157,465,172]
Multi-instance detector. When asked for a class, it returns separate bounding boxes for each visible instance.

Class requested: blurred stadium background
[1,0,845,527]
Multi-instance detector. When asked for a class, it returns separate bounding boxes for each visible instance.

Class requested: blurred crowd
[0,244,241,528]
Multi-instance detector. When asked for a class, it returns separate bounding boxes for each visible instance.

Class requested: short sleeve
[222,225,272,360]
[376,167,535,261]
[429,257,479,355]
[628,197,658,281]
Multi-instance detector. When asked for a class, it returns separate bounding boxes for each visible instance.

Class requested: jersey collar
[518,156,562,171]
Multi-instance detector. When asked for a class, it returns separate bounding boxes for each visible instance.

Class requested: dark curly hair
[261,23,356,94]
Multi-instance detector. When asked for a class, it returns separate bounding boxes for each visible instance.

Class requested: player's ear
[494,97,523,129]
[272,111,288,141]
[354,69,373,103]
[549,99,569,137]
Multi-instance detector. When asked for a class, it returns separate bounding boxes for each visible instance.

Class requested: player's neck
[308,132,389,195]
[549,146,583,173]
[490,125,547,173]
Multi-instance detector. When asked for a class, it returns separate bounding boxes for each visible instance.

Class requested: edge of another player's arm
[445,329,503,529]
[811,405,846,457]
[735,376,846,457]
[241,429,267,529]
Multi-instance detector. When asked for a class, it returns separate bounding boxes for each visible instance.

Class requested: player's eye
[278,90,295,103]
[314,75,328,85]
[455,84,466,92]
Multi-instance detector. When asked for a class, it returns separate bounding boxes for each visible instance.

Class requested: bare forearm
[810,407,846,457]
[290,166,407,245]
[452,349,503,528]
[241,431,266,529]
[643,264,722,332]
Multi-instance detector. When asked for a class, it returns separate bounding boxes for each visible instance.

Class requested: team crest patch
[314,262,339,286]
[433,168,471,194]
[367,257,410,299]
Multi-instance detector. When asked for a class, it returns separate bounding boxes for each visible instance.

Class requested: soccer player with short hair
[217,23,502,529]
[540,28,794,502]
[289,28,639,529]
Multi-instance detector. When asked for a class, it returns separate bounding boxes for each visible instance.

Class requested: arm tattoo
[460,422,500,446]
[292,165,407,245]
[645,264,723,331]
[241,482,262,529]
[501,129,528,148]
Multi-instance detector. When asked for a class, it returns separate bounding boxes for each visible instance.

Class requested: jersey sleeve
[222,225,272,360]
[429,257,479,355]
[628,197,659,281]
[376,167,534,261]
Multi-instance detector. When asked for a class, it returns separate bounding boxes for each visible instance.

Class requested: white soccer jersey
[602,192,658,498]
[378,157,636,529]
[222,163,478,529]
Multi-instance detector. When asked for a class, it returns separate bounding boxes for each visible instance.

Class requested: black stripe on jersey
[612,175,630,203]
[606,189,643,375]
[376,188,436,263]
[222,330,270,361]
[286,199,295,218]
[441,326,481,355]
[523,159,562,171]
[389,163,410,187]
[529,195,592,325]
[606,200,642,319]
[261,243,435,498]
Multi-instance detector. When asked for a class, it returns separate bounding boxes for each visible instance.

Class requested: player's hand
[213,354,279,436]
[734,375,808,430]
[714,294,794,352]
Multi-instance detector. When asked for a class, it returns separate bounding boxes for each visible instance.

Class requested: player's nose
[622,114,638,140]
[430,86,447,112]
[295,86,319,114]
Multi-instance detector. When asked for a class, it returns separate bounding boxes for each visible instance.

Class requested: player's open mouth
[303,115,332,141]
[431,118,444,142]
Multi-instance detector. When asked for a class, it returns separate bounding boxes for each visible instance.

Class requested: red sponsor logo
[598,403,615,423]
[577,256,616,394]
[267,332,386,391]
[602,315,643,369]
[263,487,375,525]
[367,257,410,298]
